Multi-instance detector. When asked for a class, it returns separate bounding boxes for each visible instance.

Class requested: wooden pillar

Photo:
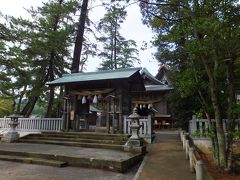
[73,95,79,131]
[112,96,116,133]
[66,97,70,131]
[118,89,123,134]
[119,113,123,134]
[62,86,69,131]
[106,98,110,133]
[63,98,67,131]
[147,115,152,137]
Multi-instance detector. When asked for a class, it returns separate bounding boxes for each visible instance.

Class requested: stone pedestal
[2,121,19,142]
[126,138,143,147]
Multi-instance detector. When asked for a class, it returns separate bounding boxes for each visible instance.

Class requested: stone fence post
[196,160,203,180]
[189,147,194,172]
[180,130,185,142]
[185,140,189,160]
[182,134,186,150]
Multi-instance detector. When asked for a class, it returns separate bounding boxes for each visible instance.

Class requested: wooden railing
[0,117,63,132]
[180,130,204,180]
[123,115,153,143]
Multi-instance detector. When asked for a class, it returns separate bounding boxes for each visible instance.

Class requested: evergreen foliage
[0,0,79,117]
[0,0,141,117]
[140,0,240,170]
[97,2,139,70]
[0,98,13,117]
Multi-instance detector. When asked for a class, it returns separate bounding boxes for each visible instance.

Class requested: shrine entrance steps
[0,132,143,172]
[19,132,129,151]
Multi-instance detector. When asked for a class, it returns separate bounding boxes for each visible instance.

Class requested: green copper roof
[47,67,142,85]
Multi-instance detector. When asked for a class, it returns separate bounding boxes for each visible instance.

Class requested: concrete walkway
[137,130,196,180]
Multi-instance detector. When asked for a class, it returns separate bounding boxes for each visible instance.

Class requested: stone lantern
[124,107,144,150]
[2,111,20,142]
[128,107,141,142]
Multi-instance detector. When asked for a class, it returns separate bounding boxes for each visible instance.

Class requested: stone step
[0,145,143,173]
[21,136,126,145]
[0,154,68,167]
[18,139,124,151]
[39,132,129,141]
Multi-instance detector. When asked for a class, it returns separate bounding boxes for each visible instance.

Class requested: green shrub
[0,98,13,117]
[192,129,201,137]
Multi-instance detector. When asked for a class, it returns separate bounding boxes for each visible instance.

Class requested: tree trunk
[191,0,227,170]
[110,34,114,70]
[211,84,226,170]
[114,16,117,69]
[202,57,227,169]
[21,96,39,117]
[71,0,89,73]
[21,100,32,116]
[44,0,64,117]
[45,86,55,117]
[25,97,39,117]
[196,76,220,167]
[45,51,56,117]
[17,85,27,112]
[226,57,236,170]
[21,71,49,117]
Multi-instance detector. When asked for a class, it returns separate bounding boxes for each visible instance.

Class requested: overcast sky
[0,0,159,75]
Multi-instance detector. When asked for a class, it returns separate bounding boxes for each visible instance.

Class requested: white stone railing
[189,118,211,136]
[189,116,240,136]
[0,117,63,132]
[180,131,204,180]
[123,115,152,143]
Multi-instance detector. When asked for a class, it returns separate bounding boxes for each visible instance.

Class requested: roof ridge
[47,67,143,85]
[63,67,142,77]
[140,68,164,85]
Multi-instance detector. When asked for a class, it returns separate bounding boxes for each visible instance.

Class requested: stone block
[1,131,19,142]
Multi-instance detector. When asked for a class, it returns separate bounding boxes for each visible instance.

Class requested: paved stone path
[137,131,196,180]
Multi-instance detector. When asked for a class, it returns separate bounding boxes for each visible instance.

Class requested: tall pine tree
[97,3,139,70]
